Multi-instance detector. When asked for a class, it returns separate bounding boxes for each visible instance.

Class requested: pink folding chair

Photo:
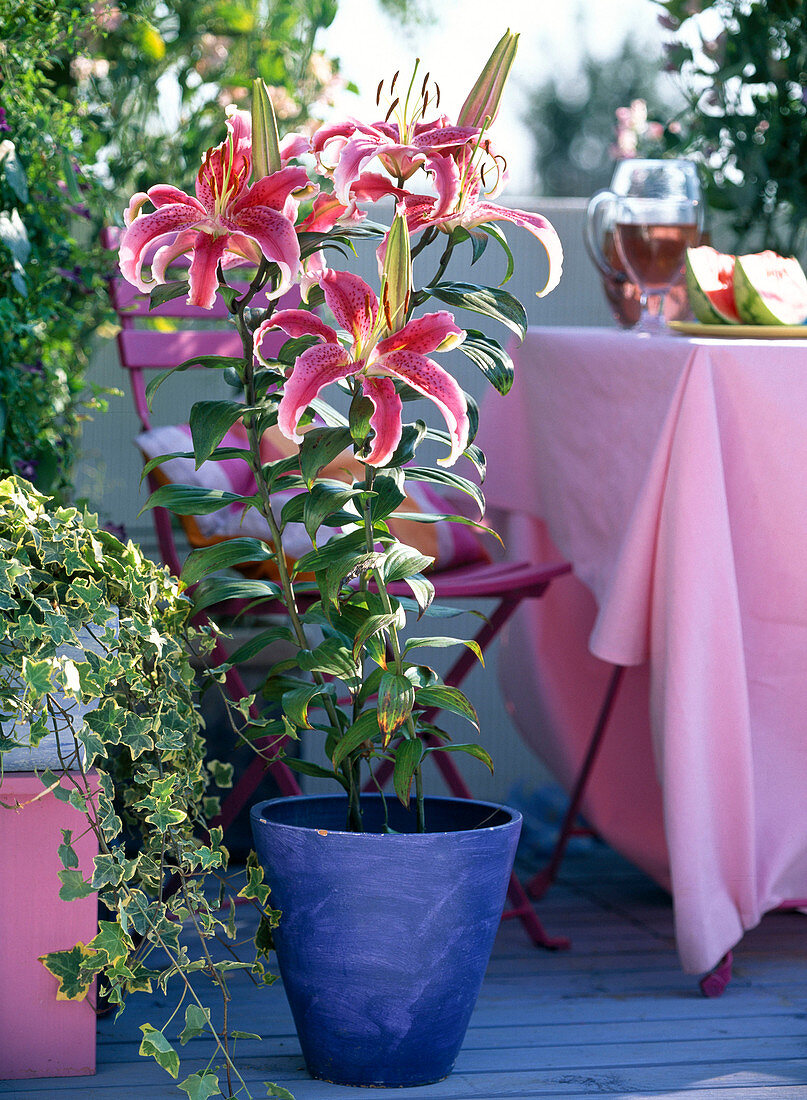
[102,227,624,950]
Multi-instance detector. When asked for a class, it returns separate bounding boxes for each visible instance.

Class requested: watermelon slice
[685,246,741,324]
[733,251,807,325]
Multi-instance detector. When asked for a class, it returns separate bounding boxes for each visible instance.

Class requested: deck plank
[2,839,805,1099]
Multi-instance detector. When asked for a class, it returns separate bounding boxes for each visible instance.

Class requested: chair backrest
[101,226,287,575]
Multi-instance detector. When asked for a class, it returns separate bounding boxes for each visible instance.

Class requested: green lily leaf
[141,483,245,517]
[282,683,326,728]
[459,329,515,395]
[404,573,435,616]
[189,400,253,467]
[332,709,381,769]
[426,742,494,772]
[299,426,353,487]
[393,737,425,807]
[378,673,416,737]
[415,683,479,727]
[190,576,280,613]
[424,281,528,339]
[149,280,189,308]
[181,538,276,587]
[144,354,244,410]
[382,544,434,584]
[479,222,516,284]
[284,758,348,787]
[403,466,485,516]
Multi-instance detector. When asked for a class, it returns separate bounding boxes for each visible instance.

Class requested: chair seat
[418,558,571,599]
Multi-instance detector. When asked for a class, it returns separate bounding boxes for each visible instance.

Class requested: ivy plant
[0,475,281,1098]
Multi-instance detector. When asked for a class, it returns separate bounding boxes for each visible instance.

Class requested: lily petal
[332,133,393,204]
[187,232,229,309]
[119,204,206,292]
[375,348,469,466]
[422,152,462,218]
[123,192,150,226]
[376,311,464,356]
[147,185,205,212]
[468,202,564,297]
[277,343,354,443]
[279,132,312,162]
[361,375,403,466]
[229,206,301,297]
[152,229,198,283]
[233,166,311,214]
[321,269,378,348]
[254,310,339,366]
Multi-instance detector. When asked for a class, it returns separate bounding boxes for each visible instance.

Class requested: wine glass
[611,160,703,333]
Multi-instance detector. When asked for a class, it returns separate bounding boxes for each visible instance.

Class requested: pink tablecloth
[476,326,807,974]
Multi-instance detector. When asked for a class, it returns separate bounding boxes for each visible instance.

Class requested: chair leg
[527,664,625,901]
[699,951,733,997]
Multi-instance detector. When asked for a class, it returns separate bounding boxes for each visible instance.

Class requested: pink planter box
[0,771,98,1080]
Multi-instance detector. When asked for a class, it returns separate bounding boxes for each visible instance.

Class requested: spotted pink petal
[254,310,339,366]
[233,166,311,214]
[332,133,391,204]
[350,172,408,204]
[464,202,564,296]
[422,152,462,218]
[376,312,464,356]
[118,203,206,292]
[229,206,301,297]
[321,269,378,349]
[310,119,361,156]
[277,343,354,443]
[411,125,480,149]
[361,375,403,466]
[147,185,205,212]
[224,232,263,266]
[298,193,353,233]
[187,232,229,309]
[374,348,469,466]
[152,230,197,283]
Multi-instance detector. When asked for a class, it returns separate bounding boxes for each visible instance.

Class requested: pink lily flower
[312,116,479,219]
[253,269,468,467]
[400,157,564,297]
[119,109,309,309]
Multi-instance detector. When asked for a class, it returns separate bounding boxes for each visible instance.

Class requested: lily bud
[457,30,519,130]
[381,211,412,335]
[251,77,282,178]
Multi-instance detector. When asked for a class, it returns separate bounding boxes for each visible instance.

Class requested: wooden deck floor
[3,840,807,1099]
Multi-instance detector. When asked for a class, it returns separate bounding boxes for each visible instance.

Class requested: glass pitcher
[585,159,698,329]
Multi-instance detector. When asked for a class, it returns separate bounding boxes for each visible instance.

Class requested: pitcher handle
[584,189,622,280]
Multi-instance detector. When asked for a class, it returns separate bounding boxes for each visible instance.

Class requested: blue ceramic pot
[250,794,521,1087]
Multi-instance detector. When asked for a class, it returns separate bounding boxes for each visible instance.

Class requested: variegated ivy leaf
[39,943,103,1000]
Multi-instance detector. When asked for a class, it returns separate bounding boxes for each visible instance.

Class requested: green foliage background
[656,0,807,260]
[0,0,398,499]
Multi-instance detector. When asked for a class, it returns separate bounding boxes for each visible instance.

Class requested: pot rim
[250,793,522,838]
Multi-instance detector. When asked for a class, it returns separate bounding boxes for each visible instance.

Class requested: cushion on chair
[136,423,489,578]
